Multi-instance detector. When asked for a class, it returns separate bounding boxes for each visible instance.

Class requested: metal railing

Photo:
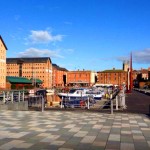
[27,95,45,112]
[60,96,93,109]
[0,90,45,111]
[0,90,26,103]
[59,89,126,114]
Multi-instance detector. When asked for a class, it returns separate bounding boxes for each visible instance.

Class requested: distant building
[6,57,52,88]
[52,64,68,87]
[133,68,149,81]
[0,35,7,89]
[123,60,129,71]
[141,68,149,80]
[97,68,127,86]
[67,70,97,87]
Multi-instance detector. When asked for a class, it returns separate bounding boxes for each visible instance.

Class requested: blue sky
[1,0,150,71]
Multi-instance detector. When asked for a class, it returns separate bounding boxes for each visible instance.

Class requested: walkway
[0,110,150,150]
[124,90,150,114]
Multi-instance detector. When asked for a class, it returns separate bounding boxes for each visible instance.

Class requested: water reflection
[46,94,61,107]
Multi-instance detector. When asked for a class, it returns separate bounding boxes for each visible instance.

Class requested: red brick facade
[52,64,68,87]
[67,70,96,87]
[97,69,127,86]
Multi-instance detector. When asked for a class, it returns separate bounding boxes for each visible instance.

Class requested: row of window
[0,76,5,79]
[100,77,126,80]
[23,76,44,78]
[0,56,5,59]
[100,73,126,76]
[7,63,46,66]
[7,67,46,69]
[7,72,46,74]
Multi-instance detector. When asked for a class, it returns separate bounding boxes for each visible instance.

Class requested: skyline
[0,0,150,71]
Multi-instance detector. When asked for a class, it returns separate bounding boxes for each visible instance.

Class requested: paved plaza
[0,110,150,150]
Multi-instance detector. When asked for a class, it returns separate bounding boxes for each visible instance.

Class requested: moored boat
[57,87,104,100]
[57,88,88,99]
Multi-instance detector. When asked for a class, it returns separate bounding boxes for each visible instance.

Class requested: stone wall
[0,101,28,111]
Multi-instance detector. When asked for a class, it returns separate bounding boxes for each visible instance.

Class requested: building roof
[6,76,32,84]
[30,78,43,84]
[52,63,68,71]
[98,69,126,73]
[68,70,92,73]
[0,35,8,50]
[6,57,51,64]
[141,69,148,73]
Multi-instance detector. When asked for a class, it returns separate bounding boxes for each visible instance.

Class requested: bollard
[22,91,25,101]
[87,97,89,109]
[41,96,44,112]
[18,91,21,102]
[3,91,5,103]
[6,92,9,102]
[116,95,118,110]
[61,97,63,108]
[111,100,113,114]
[11,91,13,102]
[122,94,127,109]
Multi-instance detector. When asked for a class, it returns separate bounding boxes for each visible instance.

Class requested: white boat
[57,88,88,99]
[57,88,103,100]
[85,90,102,100]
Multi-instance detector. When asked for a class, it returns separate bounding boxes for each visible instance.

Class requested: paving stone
[134,141,150,150]
[105,141,120,149]
[80,135,96,143]
[121,134,134,143]
[108,134,120,141]
[0,110,150,150]
[120,143,135,150]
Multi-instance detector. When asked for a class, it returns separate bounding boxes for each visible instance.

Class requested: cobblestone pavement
[0,110,150,150]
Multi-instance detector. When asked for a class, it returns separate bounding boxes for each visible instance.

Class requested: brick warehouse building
[97,61,129,86]
[0,36,7,89]
[52,64,68,87]
[97,69,127,86]
[67,70,97,87]
[6,57,52,88]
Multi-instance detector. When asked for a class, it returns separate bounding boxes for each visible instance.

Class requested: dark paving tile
[75,143,91,150]
[134,142,150,150]
[29,142,51,150]
[121,134,134,143]
[105,141,120,150]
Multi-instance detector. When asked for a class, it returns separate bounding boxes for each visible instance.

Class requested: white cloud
[17,47,63,58]
[133,49,150,64]
[117,49,150,64]
[29,30,63,44]
[117,56,129,62]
